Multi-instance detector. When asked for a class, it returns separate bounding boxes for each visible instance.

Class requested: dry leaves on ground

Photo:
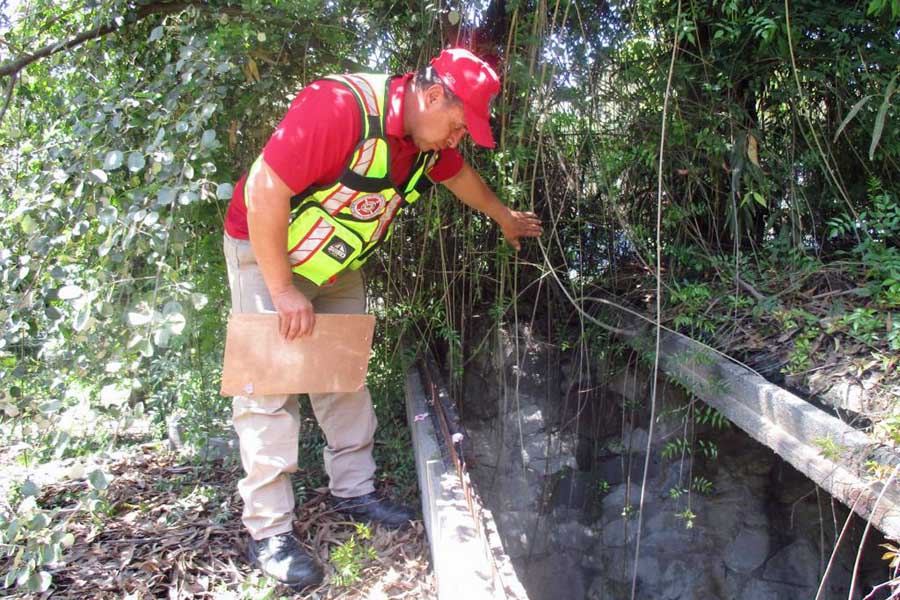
[6,446,434,599]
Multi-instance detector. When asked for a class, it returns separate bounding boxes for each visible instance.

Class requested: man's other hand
[272,286,315,340]
[501,210,543,251]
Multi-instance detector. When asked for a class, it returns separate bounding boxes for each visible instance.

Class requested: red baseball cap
[430,48,500,148]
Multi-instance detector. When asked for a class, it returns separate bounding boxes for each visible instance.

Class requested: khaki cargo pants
[223,233,377,540]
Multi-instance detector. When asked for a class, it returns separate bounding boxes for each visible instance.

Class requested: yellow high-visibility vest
[244,73,436,286]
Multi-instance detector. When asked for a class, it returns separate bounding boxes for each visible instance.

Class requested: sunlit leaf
[833,95,871,142]
[57,285,83,300]
[191,293,208,309]
[104,150,124,170]
[149,26,164,42]
[100,383,130,407]
[869,74,897,160]
[89,169,108,183]
[216,183,234,200]
[72,306,91,332]
[127,311,152,326]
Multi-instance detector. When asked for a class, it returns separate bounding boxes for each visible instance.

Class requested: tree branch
[0,72,17,127]
[0,1,244,79]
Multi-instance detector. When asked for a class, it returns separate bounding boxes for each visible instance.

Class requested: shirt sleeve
[428,148,464,182]
[262,80,361,194]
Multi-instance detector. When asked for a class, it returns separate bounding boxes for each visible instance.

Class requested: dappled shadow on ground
[19,447,433,599]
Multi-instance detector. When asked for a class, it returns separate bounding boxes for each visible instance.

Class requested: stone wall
[459,321,892,600]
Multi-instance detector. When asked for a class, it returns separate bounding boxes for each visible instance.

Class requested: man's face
[410,85,468,153]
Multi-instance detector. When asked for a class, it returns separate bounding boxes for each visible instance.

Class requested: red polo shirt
[223,73,464,239]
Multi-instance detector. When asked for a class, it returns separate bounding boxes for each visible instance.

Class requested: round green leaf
[88,469,109,490]
[104,151,124,170]
[27,570,51,593]
[201,129,217,147]
[216,183,234,200]
[127,152,146,172]
[98,206,118,226]
[157,188,176,206]
[178,191,198,205]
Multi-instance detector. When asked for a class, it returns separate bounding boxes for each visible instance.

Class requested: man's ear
[425,84,445,107]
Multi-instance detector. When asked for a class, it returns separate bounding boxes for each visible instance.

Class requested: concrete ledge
[405,366,528,600]
[614,311,900,540]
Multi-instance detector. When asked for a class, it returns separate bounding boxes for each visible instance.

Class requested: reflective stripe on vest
[244,73,436,286]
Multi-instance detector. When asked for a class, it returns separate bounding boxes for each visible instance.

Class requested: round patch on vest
[350,194,386,219]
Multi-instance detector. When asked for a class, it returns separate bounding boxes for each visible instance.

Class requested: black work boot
[330,492,415,530]
[246,532,323,589]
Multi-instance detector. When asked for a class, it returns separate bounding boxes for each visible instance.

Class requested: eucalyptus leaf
[149,26,164,42]
[201,129,217,147]
[139,339,154,357]
[127,152,146,172]
[163,300,183,316]
[89,169,108,184]
[216,183,234,200]
[166,313,186,335]
[72,306,91,332]
[88,469,109,490]
[20,479,39,498]
[57,285,83,301]
[191,293,208,309]
[104,150,124,170]
[126,310,153,326]
[157,187,176,205]
[98,206,118,226]
[20,214,36,234]
[29,513,49,530]
[27,571,51,594]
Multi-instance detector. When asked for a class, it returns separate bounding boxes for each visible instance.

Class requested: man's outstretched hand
[271,286,315,340]
[501,210,543,251]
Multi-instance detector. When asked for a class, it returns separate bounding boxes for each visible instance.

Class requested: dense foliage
[0,0,898,594]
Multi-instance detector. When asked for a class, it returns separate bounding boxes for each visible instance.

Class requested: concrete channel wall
[404,367,529,600]
[614,311,900,540]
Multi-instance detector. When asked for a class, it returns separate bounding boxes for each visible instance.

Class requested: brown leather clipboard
[220,313,376,396]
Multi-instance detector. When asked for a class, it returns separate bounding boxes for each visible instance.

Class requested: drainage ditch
[412,320,896,600]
